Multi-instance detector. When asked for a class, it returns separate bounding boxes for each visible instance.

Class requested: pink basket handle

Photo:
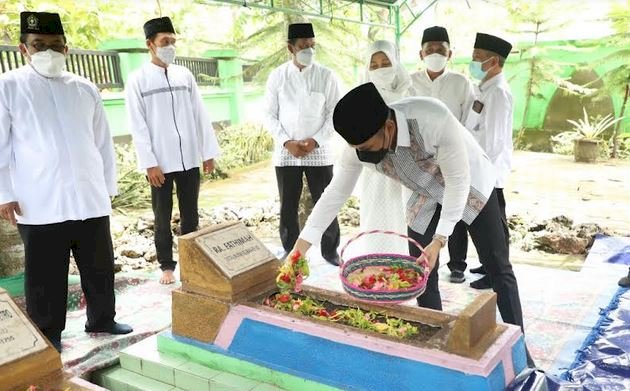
[339,230,426,267]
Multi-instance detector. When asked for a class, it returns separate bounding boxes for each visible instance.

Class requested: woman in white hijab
[357,40,413,254]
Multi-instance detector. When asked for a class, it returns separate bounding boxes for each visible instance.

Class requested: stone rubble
[64,205,616,275]
[508,215,613,255]
[88,200,359,274]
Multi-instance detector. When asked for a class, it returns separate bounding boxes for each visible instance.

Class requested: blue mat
[508,287,630,391]
[587,234,630,266]
[508,233,630,391]
[562,287,630,387]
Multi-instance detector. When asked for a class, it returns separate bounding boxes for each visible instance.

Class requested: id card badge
[472,100,484,113]
[464,100,484,131]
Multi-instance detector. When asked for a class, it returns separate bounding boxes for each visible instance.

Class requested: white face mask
[423,53,448,73]
[369,67,396,88]
[28,49,66,78]
[156,45,176,65]
[295,47,315,67]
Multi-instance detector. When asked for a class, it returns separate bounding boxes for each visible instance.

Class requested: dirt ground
[200,151,630,232]
[198,160,278,210]
[507,152,630,268]
[507,151,630,233]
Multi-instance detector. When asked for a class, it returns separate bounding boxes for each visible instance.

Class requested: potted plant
[566,108,625,163]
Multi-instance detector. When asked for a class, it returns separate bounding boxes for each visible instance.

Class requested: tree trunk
[0,220,24,278]
[515,22,541,148]
[515,57,537,147]
[611,75,630,158]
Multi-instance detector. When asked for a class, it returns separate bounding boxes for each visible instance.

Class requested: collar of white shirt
[480,72,505,92]
[288,61,314,74]
[393,108,411,150]
[422,68,450,83]
[147,61,169,73]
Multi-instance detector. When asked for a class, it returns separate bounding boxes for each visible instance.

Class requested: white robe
[0,66,116,224]
[356,41,413,255]
[263,61,340,167]
[125,62,220,173]
[409,69,475,125]
[464,73,513,188]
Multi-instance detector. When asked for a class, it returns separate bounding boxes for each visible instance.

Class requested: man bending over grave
[290,82,534,367]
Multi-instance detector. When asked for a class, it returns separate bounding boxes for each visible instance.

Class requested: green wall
[508,40,626,133]
[103,87,264,137]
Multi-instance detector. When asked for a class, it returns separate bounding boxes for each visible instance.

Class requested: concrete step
[100,334,284,391]
[92,365,178,391]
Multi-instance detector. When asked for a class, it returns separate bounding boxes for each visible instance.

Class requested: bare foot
[159,270,176,284]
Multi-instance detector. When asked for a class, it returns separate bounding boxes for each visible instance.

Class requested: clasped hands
[284,138,318,158]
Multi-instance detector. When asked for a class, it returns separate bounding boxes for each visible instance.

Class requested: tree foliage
[0,0,242,56]
[225,0,368,86]
[599,0,630,157]
[502,0,587,146]
[0,0,120,48]
[1,0,373,86]
[600,0,630,97]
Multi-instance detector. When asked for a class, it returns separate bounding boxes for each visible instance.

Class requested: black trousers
[409,189,525,331]
[151,167,200,271]
[275,165,340,258]
[447,188,508,272]
[18,217,116,343]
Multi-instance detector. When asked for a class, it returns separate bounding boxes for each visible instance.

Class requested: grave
[168,221,527,390]
[0,288,107,391]
[98,221,527,391]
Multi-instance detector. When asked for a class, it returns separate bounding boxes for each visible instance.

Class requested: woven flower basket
[339,230,429,304]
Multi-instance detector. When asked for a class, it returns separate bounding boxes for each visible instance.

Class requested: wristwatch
[432,234,448,248]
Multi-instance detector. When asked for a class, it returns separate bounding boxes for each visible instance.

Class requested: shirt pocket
[301,92,326,118]
[298,92,327,134]
[464,107,481,132]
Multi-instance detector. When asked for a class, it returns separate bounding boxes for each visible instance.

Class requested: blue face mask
[469,58,492,80]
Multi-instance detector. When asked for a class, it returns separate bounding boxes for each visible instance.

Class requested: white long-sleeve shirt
[300,97,496,244]
[464,73,513,188]
[126,62,220,173]
[409,69,475,124]
[263,61,340,167]
[0,66,116,224]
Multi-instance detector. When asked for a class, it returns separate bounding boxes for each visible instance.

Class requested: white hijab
[361,40,412,104]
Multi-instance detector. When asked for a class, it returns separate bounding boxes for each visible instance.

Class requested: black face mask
[356,129,390,164]
[356,149,388,164]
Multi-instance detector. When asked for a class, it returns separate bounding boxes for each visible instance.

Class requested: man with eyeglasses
[409,26,479,286]
[126,17,220,284]
[263,22,342,265]
[0,11,132,352]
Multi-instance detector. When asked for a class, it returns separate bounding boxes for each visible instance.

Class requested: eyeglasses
[27,42,66,53]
